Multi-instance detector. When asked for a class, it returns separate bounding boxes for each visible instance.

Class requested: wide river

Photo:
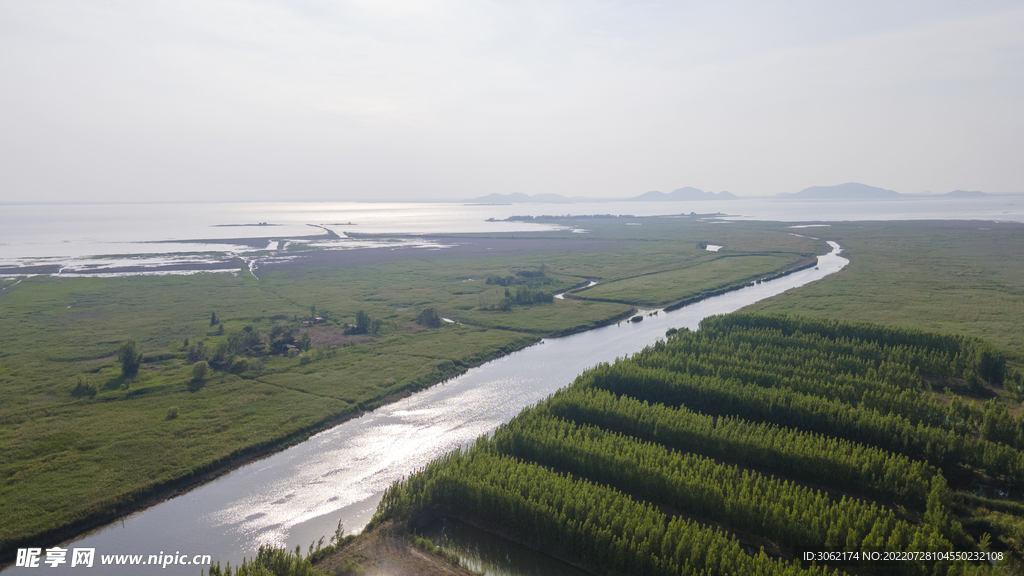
[4,242,847,575]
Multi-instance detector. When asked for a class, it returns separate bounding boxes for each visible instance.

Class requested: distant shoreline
[0,232,632,278]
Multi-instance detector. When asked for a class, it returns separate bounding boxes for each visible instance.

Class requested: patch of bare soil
[314,521,476,576]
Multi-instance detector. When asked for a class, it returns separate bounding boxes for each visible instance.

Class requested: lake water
[1,242,848,575]
[2,196,1021,274]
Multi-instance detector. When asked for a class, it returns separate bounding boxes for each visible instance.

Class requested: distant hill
[944,190,988,198]
[778,183,901,200]
[632,187,738,201]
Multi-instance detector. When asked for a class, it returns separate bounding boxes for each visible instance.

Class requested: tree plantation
[372,314,1024,575]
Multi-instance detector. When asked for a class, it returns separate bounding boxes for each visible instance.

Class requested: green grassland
[574,253,811,306]
[744,220,1024,367]
[0,217,819,555]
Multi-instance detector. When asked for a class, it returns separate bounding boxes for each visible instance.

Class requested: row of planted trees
[370,313,1020,575]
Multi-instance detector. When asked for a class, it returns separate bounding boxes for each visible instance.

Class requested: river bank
[0,221,827,573]
[0,333,545,562]
[0,240,848,575]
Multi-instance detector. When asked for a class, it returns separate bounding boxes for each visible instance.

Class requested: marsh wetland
[3,202,1024,575]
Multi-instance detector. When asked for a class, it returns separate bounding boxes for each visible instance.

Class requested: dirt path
[314,521,477,576]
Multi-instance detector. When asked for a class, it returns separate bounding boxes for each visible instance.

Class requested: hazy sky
[2,1,1022,203]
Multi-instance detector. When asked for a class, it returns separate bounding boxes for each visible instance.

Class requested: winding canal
[5,242,847,575]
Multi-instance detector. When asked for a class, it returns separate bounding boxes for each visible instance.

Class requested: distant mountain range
[777,183,902,199]
[778,183,994,200]
[465,183,997,204]
[465,187,736,204]
[634,187,738,201]
[943,190,988,198]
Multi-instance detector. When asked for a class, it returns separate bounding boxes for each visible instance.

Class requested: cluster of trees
[983,400,1024,448]
[582,316,1024,483]
[480,286,555,311]
[485,275,524,286]
[541,387,936,507]
[485,265,552,287]
[491,411,955,556]
[698,314,1007,385]
[271,325,308,354]
[508,286,554,305]
[372,313,1017,575]
[344,310,382,336]
[109,305,416,399]
[377,449,832,576]
[185,324,312,365]
[581,358,1024,482]
[635,336,958,433]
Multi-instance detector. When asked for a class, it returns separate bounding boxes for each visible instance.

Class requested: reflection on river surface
[2,243,846,576]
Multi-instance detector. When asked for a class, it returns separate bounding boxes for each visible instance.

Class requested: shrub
[166,407,179,420]
[229,356,249,374]
[71,375,97,399]
[192,361,209,382]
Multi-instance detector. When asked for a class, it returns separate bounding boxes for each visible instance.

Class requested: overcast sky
[2,1,1022,203]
